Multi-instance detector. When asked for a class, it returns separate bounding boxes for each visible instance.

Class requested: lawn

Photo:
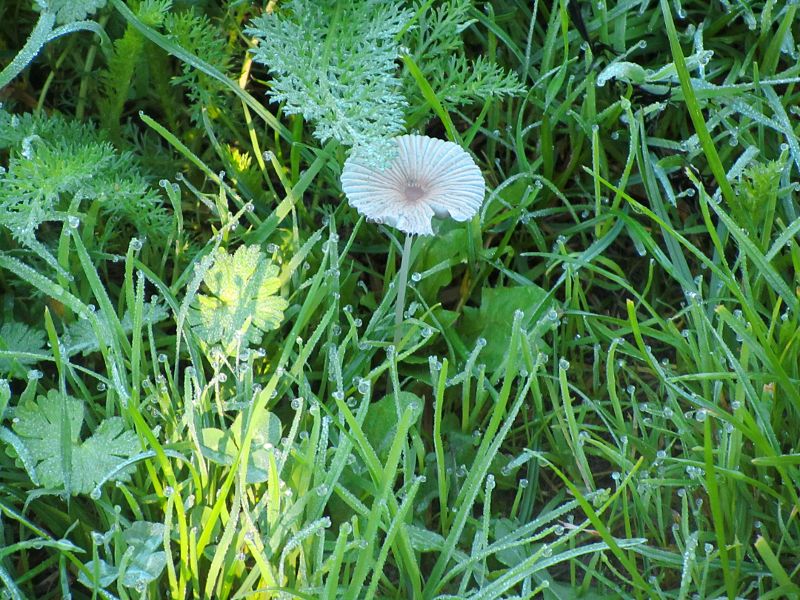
[1,0,799,598]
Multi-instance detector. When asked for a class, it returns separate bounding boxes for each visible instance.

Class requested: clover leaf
[10,390,139,494]
[77,522,167,591]
[189,245,288,357]
[200,407,282,483]
[120,521,167,589]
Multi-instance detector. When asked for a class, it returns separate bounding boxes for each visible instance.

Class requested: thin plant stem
[394,234,414,345]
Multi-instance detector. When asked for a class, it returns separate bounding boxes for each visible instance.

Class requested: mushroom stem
[394,234,414,345]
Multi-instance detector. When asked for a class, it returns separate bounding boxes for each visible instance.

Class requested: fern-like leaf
[0,110,171,268]
[246,0,412,165]
[164,7,234,123]
[45,0,107,24]
[404,0,524,110]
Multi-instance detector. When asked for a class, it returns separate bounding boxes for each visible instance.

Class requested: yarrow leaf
[246,0,412,165]
[403,0,524,110]
[0,110,171,269]
[188,245,288,357]
[164,7,234,123]
[9,390,139,495]
[43,0,108,25]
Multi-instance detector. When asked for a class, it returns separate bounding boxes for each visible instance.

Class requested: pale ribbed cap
[341,134,485,235]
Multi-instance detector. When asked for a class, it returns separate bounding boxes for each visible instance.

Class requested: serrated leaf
[10,390,138,494]
[63,301,168,357]
[0,322,47,377]
[188,245,288,357]
[70,418,140,493]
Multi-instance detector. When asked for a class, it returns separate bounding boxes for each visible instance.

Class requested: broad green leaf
[494,518,528,567]
[364,391,423,461]
[460,285,550,371]
[597,61,648,86]
[417,228,467,301]
[406,524,445,553]
[199,427,237,466]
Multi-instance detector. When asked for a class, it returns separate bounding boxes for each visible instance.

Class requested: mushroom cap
[341,134,485,236]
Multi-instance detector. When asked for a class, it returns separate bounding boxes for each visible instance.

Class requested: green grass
[1,0,800,598]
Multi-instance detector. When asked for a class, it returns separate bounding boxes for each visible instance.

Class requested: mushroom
[341,134,485,236]
[341,134,486,343]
